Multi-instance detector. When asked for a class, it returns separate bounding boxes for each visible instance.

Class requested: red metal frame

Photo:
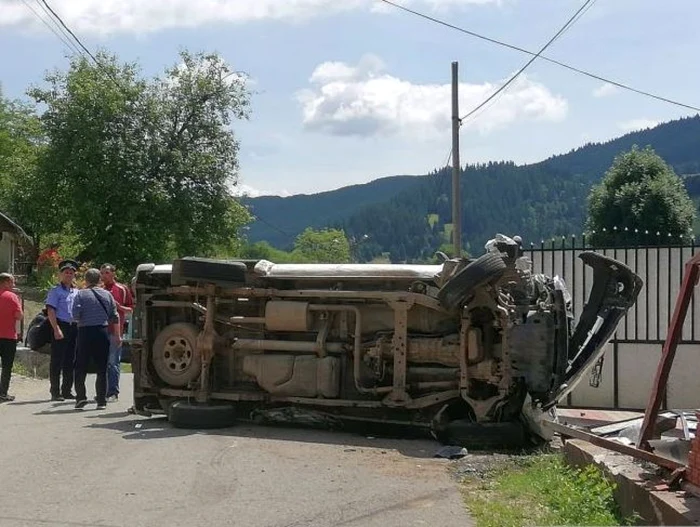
[638,252,700,451]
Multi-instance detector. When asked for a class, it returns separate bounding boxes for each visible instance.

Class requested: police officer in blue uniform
[45,259,79,401]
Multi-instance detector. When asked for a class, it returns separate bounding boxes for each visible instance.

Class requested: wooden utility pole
[451,61,462,258]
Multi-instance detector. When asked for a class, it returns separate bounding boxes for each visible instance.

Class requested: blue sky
[1,0,698,196]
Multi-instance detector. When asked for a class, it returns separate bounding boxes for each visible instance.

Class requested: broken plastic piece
[434,445,468,459]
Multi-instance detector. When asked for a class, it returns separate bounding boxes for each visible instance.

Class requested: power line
[38,0,101,66]
[19,0,82,56]
[565,0,597,33]
[32,0,83,56]
[32,0,281,248]
[247,209,295,240]
[460,0,595,123]
[27,0,82,55]
[36,0,141,99]
[37,0,243,106]
[377,0,700,113]
[442,147,452,170]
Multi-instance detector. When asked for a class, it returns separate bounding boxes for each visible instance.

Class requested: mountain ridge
[243,115,700,258]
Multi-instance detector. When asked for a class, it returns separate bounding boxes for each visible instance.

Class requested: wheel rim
[163,336,193,374]
[152,323,202,387]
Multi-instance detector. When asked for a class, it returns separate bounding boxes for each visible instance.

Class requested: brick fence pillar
[686,411,700,486]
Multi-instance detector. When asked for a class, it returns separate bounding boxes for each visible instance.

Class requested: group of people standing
[0,259,134,407]
[46,260,133,409]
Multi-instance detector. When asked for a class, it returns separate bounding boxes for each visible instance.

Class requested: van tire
[438,419,527,450]
[168,400,237,429]
[437,253,507,310]
[171,257,247,286]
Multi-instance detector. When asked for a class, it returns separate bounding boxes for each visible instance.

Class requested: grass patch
[12,361,33,377]
[462,453,633,527]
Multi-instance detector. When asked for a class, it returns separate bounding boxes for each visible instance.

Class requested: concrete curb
[563,439,700,526]
[15,346,50,378]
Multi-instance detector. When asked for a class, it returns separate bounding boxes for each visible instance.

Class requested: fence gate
[528,237,700,410]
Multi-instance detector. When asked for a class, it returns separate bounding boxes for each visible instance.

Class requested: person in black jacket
[71,268,119,410]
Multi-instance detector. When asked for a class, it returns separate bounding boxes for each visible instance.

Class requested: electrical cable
[19,0,82,56]
[377,0,700,113]
[460,0,595,124]
[39,0,101,66]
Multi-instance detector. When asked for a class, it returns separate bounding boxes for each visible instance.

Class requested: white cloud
[234,184,291,198]
[592,82,620,98]
[370,0,503,14]
[618,118,659,132]
[297,55,568,138]
[1,0,501,35]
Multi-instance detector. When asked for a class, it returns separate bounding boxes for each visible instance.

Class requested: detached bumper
[543,251,643,409]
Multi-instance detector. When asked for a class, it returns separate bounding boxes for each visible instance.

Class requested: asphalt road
[0,374,473,527]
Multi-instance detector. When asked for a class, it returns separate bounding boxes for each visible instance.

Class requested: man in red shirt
[100,263,133,402]
[0,273,23,401]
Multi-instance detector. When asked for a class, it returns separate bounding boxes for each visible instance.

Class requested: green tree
[27,50,252,270]
[293,228,351,263]
[0,88,44,238]
[586,146,696,246]
[238,240,299,263]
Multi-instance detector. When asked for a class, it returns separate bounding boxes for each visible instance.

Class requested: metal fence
[528,236,700,344]
[528,237,700,410]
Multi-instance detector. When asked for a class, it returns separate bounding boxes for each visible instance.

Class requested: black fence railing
[527,236,700,345]
[527,236,699,409]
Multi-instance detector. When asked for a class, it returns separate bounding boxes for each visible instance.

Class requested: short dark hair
[85,268,101,286]
[100,263,116,272]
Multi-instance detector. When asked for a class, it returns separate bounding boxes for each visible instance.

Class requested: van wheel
[437,253,507,311]
[171,257,247,286]
[168,400,237,429]
[437,419,528,450]
[152,323,201,387]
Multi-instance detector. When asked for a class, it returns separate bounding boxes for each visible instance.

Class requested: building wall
[0,231,15,273]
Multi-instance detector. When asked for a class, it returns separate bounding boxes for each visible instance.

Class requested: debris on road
[434,446,468,459]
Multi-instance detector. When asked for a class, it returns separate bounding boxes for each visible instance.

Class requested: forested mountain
[344,161,587,262]
[242,175,422,248]
[540,115,700,179]
[243,115,700,261]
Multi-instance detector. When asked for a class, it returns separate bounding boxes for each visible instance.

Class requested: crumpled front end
[434,235,643,445]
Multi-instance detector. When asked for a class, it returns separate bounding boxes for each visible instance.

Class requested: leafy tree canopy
[0,87,43,229]
[293,227,351,263]
[238,228,351,263]
[21,50,252,270]
[586,146,696,246]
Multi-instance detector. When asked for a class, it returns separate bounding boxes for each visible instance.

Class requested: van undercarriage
[129,236,642,448]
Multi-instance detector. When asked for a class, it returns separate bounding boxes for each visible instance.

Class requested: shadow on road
[6,399,49,406]
[35,408,88,415]
[32,402,120,415]
[84,413,443,459]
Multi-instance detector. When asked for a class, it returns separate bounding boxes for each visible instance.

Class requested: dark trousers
[50,321,76,397]
[0,338,17,396]
[75,325,109,405]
